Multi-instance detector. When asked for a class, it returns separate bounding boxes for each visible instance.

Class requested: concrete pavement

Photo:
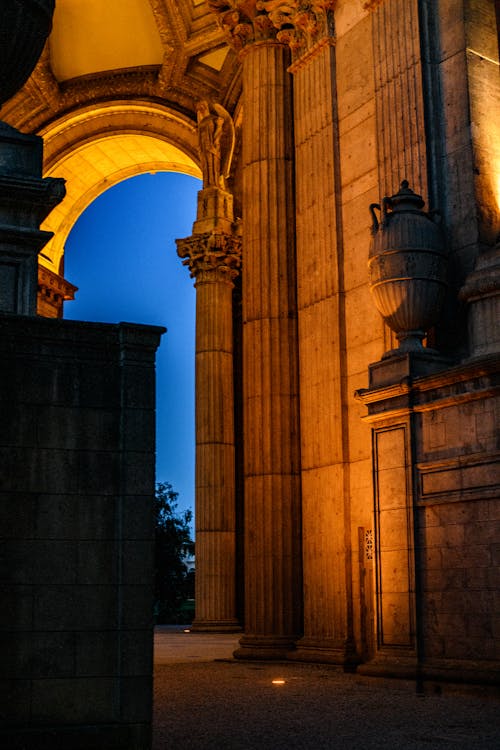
[153,628,500,750]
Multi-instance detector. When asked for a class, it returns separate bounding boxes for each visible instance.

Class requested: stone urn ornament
[368,180,447,357]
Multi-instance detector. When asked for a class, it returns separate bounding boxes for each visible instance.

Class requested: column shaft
[372,0,428,199]
[193,271,240,630]
[291,41,354,663]
[236,41,303,659]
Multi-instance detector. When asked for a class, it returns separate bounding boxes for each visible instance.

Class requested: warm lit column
[239,37,302,659]
[177,232,241,631]
[268,2,355,664]
[208,2,303,657]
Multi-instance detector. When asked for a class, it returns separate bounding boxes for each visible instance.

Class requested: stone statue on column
[196,100,235,191]
[175,98,242,632]
[191,100,238,235]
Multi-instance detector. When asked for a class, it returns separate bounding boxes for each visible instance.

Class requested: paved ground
[153,628,500,750]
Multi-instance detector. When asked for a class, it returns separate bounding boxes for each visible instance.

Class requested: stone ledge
[417,451,500,504]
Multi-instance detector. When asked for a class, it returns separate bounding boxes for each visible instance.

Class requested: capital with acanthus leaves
[207,1,336,53]
[176,232,242,286]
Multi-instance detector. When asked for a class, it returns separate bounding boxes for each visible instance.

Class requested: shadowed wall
[0,316,163,750]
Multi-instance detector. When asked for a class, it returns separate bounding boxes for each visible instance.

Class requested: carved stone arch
[36,100,202,275]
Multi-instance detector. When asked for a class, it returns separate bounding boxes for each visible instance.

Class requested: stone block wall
[415,365,500,677]
[358,355,499,682]
[0,315,163,749]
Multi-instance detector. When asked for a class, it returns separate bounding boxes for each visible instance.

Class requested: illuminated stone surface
[1,1,499,747]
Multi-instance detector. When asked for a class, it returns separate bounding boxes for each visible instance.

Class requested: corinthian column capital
[207,1,278,52]
[208,1,336,53]
[256,1,336,54]
[176,231,242,286]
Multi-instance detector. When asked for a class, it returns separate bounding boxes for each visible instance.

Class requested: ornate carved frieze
[176,231,242,285]
[363,0,384,10]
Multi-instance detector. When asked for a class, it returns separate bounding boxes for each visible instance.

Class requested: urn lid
[386,180,425,212]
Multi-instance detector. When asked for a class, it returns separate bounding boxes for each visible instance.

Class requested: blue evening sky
[64,172,200,521]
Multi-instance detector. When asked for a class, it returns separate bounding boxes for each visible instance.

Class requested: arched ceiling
[0,1,241,279]
[50,0,165,81]
[40,133,200,275]
[38,101,202,274]
[0,0,241,133]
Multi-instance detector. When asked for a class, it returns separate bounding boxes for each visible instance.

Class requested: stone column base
[190,619,241,633]
[357,655,418,681]
[290,638,360,668]
[234,635,298,661]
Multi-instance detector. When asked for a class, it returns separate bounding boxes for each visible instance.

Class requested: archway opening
[35,107,204,626]
[63,171,201,623]
[63,171,199,519]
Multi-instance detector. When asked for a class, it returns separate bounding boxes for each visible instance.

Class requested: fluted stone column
[263,1,356,664]
[209,2,303,658]
[177,208,242,632]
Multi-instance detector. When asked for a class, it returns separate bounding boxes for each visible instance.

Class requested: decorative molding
[37,264,77,318]
[176,231,242,285]
[26,45,61,110]
[417,452,500,504]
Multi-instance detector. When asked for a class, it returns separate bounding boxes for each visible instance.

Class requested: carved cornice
[37,264,78,318]
[176,230,242,285]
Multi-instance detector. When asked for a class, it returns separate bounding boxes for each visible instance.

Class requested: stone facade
[1,1,499,743]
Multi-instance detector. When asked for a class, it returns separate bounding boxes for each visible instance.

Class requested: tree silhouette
[154,481,194,624]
